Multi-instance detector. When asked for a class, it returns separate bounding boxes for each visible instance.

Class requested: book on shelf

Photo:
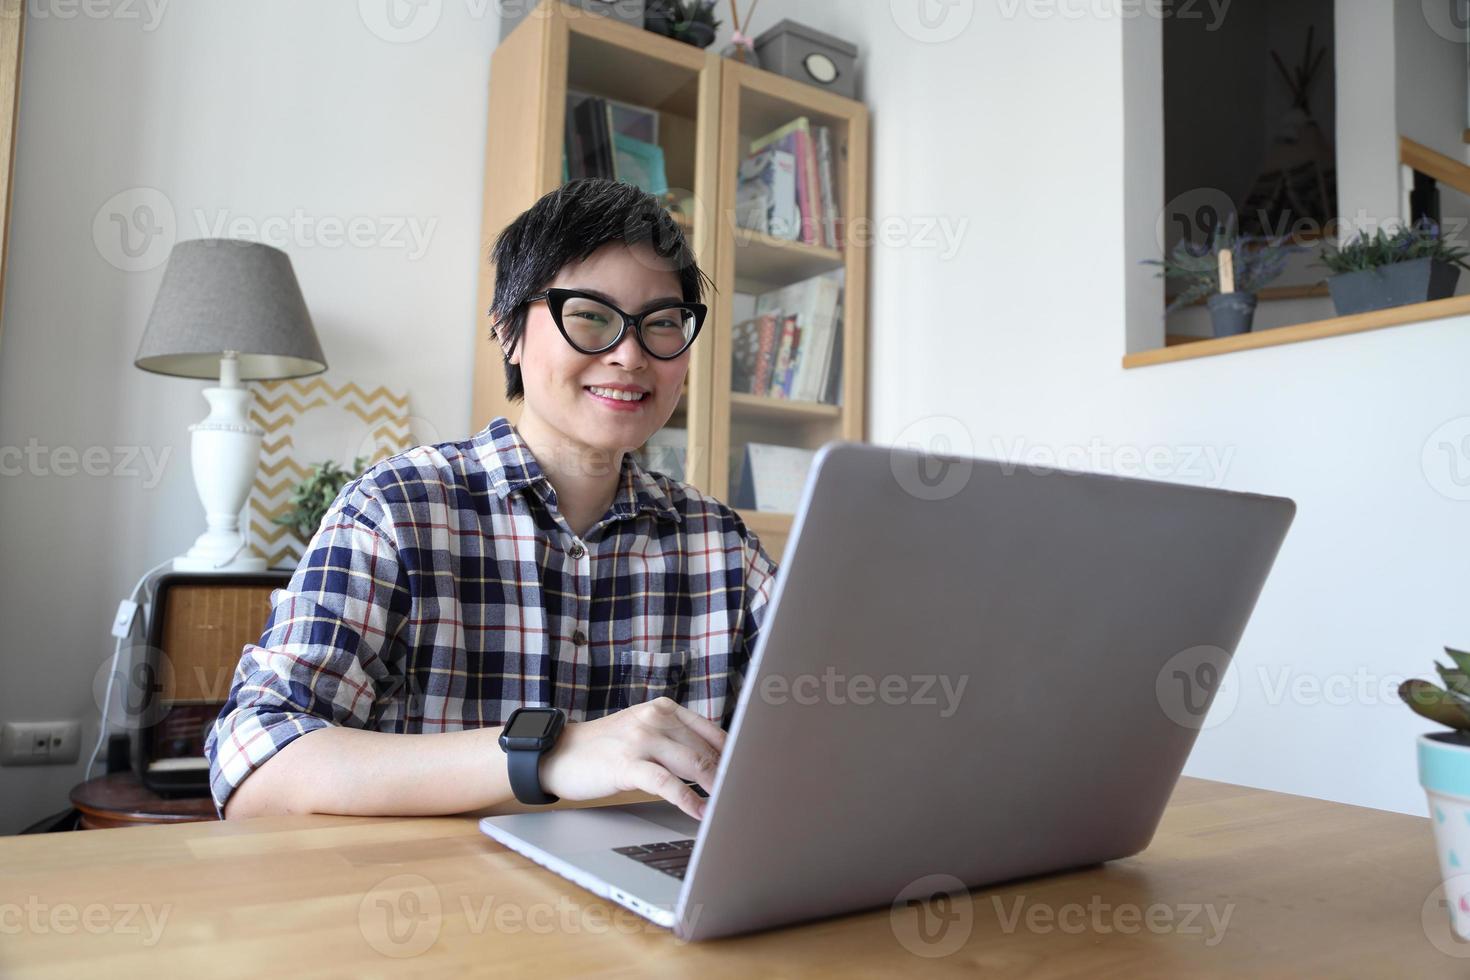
[771,314,800,398]
[821,291,845,406]
[735,147,799,240]
[740,117,841,249]
[733,310,784,397]
[741,269,842,404]
[638,427,687,483]
[562,92,667,196]
[816,127,841,250]
[731,443,817,514]
[731,316,762,394]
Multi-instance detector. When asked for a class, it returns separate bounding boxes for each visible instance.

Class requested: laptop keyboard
[612,839,696,879]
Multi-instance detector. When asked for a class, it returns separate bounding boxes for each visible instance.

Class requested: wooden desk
[0,777,1460,976]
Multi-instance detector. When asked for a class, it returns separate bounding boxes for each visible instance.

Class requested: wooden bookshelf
[472,2,870,561]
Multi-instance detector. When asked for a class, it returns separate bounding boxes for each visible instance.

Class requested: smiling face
[505,240,692,460]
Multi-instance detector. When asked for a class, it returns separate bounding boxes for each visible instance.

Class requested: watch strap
[508,744,559,805]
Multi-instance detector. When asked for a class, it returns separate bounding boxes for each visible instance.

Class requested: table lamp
[135,239,327,573]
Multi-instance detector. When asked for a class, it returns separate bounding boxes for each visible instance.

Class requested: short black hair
[488,178,714,402]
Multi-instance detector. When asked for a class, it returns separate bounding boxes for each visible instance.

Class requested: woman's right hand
[536,697,726,820]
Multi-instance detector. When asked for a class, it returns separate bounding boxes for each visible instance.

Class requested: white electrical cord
[86,557,176,781]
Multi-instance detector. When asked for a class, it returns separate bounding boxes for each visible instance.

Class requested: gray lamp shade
[134,238,327,380]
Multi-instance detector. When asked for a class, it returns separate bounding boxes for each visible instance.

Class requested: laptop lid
[675,441,1294,941]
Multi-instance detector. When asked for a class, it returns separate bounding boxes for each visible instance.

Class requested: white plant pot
[1418,732,1470,940]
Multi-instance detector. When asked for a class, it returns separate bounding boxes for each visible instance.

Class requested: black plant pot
[1206,292,1257,338]
[676,21,716,47]
[1327,257,1461,317]
[644,12,716,47]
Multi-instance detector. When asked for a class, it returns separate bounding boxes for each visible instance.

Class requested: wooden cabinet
[472,1,869,560]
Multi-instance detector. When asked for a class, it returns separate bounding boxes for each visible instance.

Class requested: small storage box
[753,19,859,99]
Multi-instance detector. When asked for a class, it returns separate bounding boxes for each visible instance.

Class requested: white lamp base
[175,355,269,574]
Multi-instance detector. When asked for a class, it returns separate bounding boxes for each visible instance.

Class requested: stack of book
[734,117,842,249]
[563,91,668,196]
[730,270,844,405]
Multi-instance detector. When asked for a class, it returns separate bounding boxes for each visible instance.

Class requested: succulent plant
[1400,647,1470,734]
[273,456,367,542]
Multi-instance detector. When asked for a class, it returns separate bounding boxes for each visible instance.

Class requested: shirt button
[572,629,588,646]
[569,541,586,560]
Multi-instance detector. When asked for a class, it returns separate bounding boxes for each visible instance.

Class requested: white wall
[0,0,497,832]
[3,0,1465,831]
[758,0,1467,816]
[1396,0,1469,162]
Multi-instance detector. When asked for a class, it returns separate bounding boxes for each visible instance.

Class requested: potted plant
[273,456,367,543]
[1144,218,1301,338]
[644,0,720,48]
[1320,219,1470,316]
[1400,648,1470,940]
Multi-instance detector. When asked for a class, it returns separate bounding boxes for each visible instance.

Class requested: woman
[207,179,777,822]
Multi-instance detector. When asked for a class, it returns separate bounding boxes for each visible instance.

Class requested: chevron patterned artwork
[246,377,414,570]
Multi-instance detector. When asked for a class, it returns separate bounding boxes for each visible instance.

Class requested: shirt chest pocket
[613,648,689,712]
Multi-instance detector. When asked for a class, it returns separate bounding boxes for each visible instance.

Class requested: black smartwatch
[499,706,567,805]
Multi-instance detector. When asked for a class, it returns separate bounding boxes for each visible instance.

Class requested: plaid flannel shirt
[204,416,778,815]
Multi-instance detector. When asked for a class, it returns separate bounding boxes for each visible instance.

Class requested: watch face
[505,709,557,739]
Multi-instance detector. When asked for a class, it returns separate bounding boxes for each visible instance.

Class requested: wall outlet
[0,721,82,766]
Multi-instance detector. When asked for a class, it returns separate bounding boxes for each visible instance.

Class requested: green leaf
[1436,663,1470,701]
[1400,679,1470,731]
[1445,647,1470,676]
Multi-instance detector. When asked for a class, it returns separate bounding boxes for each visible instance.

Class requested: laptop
[479,440,1295,942]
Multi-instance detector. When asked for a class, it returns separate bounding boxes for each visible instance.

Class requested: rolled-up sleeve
[204,480,410,815]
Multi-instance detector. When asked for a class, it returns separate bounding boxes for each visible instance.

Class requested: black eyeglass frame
[522,287,707,360]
